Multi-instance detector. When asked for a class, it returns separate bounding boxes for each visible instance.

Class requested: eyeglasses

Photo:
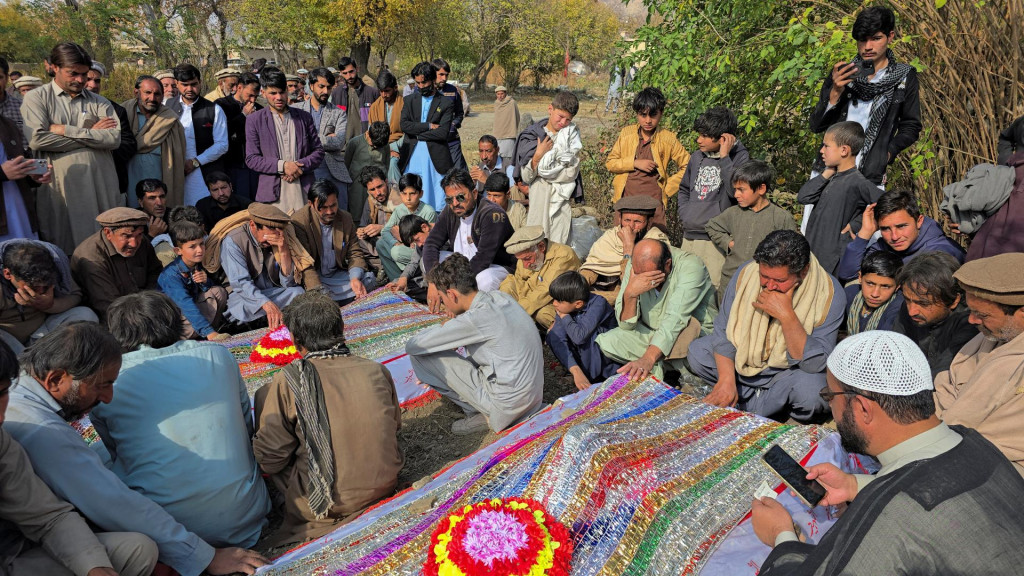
[818,388,863,402]
[444,193,468,205]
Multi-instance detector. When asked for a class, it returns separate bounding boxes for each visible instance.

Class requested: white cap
[827,331,933,396]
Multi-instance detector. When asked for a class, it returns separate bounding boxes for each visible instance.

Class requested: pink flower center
[460,510,530,566]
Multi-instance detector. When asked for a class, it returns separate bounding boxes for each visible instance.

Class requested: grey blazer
[291,100,351,184]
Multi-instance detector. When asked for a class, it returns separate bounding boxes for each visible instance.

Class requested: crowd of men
[0,4,1024,574]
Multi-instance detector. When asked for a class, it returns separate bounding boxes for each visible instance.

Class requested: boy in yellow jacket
[605,87,690,229]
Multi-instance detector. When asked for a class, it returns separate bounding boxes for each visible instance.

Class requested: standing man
[285,75,305,104]
[167,64,229,205]
[493,86,520,168]
[292,68,350,210]
[123,75,186,208]
[154,70,177,106]
[399,62,454,209]
[245,68,324,214]
[85,61,136,198]
[205,68,240,102]
[368,70,404,189]
[809,5,921,187]
[215,72,261,202]
[329,57,379,146]
[432,58,467,171]
[21,42,121,254]
[0,57,24,129]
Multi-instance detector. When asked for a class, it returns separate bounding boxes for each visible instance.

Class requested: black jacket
[422,198,515,276]
[110,101,136,195]
[893,299,977,378]
[809,68,922,185]
[399,92,454,175]
[215,95,261,170]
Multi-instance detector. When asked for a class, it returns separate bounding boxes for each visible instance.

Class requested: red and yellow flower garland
[249,325,302,365]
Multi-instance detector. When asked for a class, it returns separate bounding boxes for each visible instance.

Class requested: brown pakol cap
[953,253,1024,306]
[247,203,291,228]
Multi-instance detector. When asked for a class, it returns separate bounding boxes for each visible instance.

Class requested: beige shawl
[202,210,316,284]
[727,255,834,377]
[581,226,669,277]
[123,98,186,207]
[493,96,520,140]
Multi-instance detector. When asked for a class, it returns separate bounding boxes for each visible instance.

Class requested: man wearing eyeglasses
[421,169,514,314]
[688,230,845,423]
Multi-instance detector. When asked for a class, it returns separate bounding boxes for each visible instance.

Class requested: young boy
[676,107,750,290]
[378,173,437,280]
[484,172,527,231]
[605,87,690,229]
[705,160,798,298]
[546,270,620,391]
[158,220,228,341]
[844,250,904,334]
[196,171,246,233]
[797,120,883,275]
[513,91,582,244]
[387,214,431,303]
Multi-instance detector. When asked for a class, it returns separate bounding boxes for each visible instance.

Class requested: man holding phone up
[809,6,921,187]
[751,331,1024,575]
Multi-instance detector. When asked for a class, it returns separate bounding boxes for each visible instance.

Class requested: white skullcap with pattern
[826,331,933,395]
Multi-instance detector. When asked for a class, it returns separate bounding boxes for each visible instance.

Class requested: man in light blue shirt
[4,322,268,576]
[92,291,270,548]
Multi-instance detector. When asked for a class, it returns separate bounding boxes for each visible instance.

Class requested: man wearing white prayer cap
[751,330,1024,575]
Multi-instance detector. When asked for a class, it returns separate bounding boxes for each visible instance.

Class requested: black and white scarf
[846,49,913,156]
[281,343,350,519]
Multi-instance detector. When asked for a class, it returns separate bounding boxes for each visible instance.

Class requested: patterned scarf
[281,343,351,519]
[844,290,895,335]
[846,49,913,156]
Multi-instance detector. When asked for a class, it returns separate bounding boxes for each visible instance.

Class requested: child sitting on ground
[377,173,437,280]
[387,214,431,303]
[483,172,527,231]
[546,270,620,390]
[797,120,883,275]
[517,91,582,244]
[844,250,904,334]
[158,220,229,341]
[705,159,798,298]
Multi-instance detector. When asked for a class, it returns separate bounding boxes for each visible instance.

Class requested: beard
[58,380,88,422]
[527,253,546,272]
[836,401,869,455]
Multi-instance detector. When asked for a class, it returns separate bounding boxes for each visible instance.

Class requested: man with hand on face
[204,68,240,102]
[688,230,845,423]
[292,68,350,210]
[70,208,161,323]
[135,179,176,266]
[244,68,324,214]
[167,64,229,206]
[22,42,122,254]
[580,196,670,302]
[751,330,1024,575]
[124,75,186,207]
[596,238,717,381]
[5,324,270,576]
[469,135,513,193]
[215,72,261,202]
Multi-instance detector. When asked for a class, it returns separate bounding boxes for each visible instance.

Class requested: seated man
[0,240,98,354]
[580,196,669,302]
[935,253,1024,474]
[292,180,373,304]
[892,251,976,377]
[91,292,271,548]
[196,171,246,232]
[356,165,393,273]
[498,225,581,329]
[0,340,158,576]
[596,239,717,381]
[483,172,527,230]
[406,254,543,435]
[836,189,964,284]
[422,169,515,312]
[253,291,403,547]
[753,331,1024,574]
[208,203,311,329]
[4,324,269,576]
[70,208,161,323]
[135,178,175,266]
[689,230,844,423]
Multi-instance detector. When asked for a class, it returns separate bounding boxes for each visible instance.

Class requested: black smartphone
[762,445,827,508]
[853,59,875,80]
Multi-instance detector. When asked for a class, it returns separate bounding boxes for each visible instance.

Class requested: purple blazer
[244,107,325,203]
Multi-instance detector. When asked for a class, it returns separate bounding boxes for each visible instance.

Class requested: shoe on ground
[451,413,489,435]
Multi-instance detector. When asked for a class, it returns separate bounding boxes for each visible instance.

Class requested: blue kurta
[404,95,445,210]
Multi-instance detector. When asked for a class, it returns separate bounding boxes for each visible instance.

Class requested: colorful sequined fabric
[261,376,827,575]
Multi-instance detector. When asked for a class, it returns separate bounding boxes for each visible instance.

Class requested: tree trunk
[350,39,371,75]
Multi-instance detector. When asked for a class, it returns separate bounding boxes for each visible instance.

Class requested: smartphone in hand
[853,59,875,80]
[27,159,49,175]
[762,445,827,508]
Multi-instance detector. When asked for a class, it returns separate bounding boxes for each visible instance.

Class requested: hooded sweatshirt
[836,216,965,283]
[676,140,749,241]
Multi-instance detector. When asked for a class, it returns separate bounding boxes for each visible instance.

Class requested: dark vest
[170,96,224,175]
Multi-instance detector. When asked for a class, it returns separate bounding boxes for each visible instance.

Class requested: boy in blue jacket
[158,220,229,340]
[546,271,620,390]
